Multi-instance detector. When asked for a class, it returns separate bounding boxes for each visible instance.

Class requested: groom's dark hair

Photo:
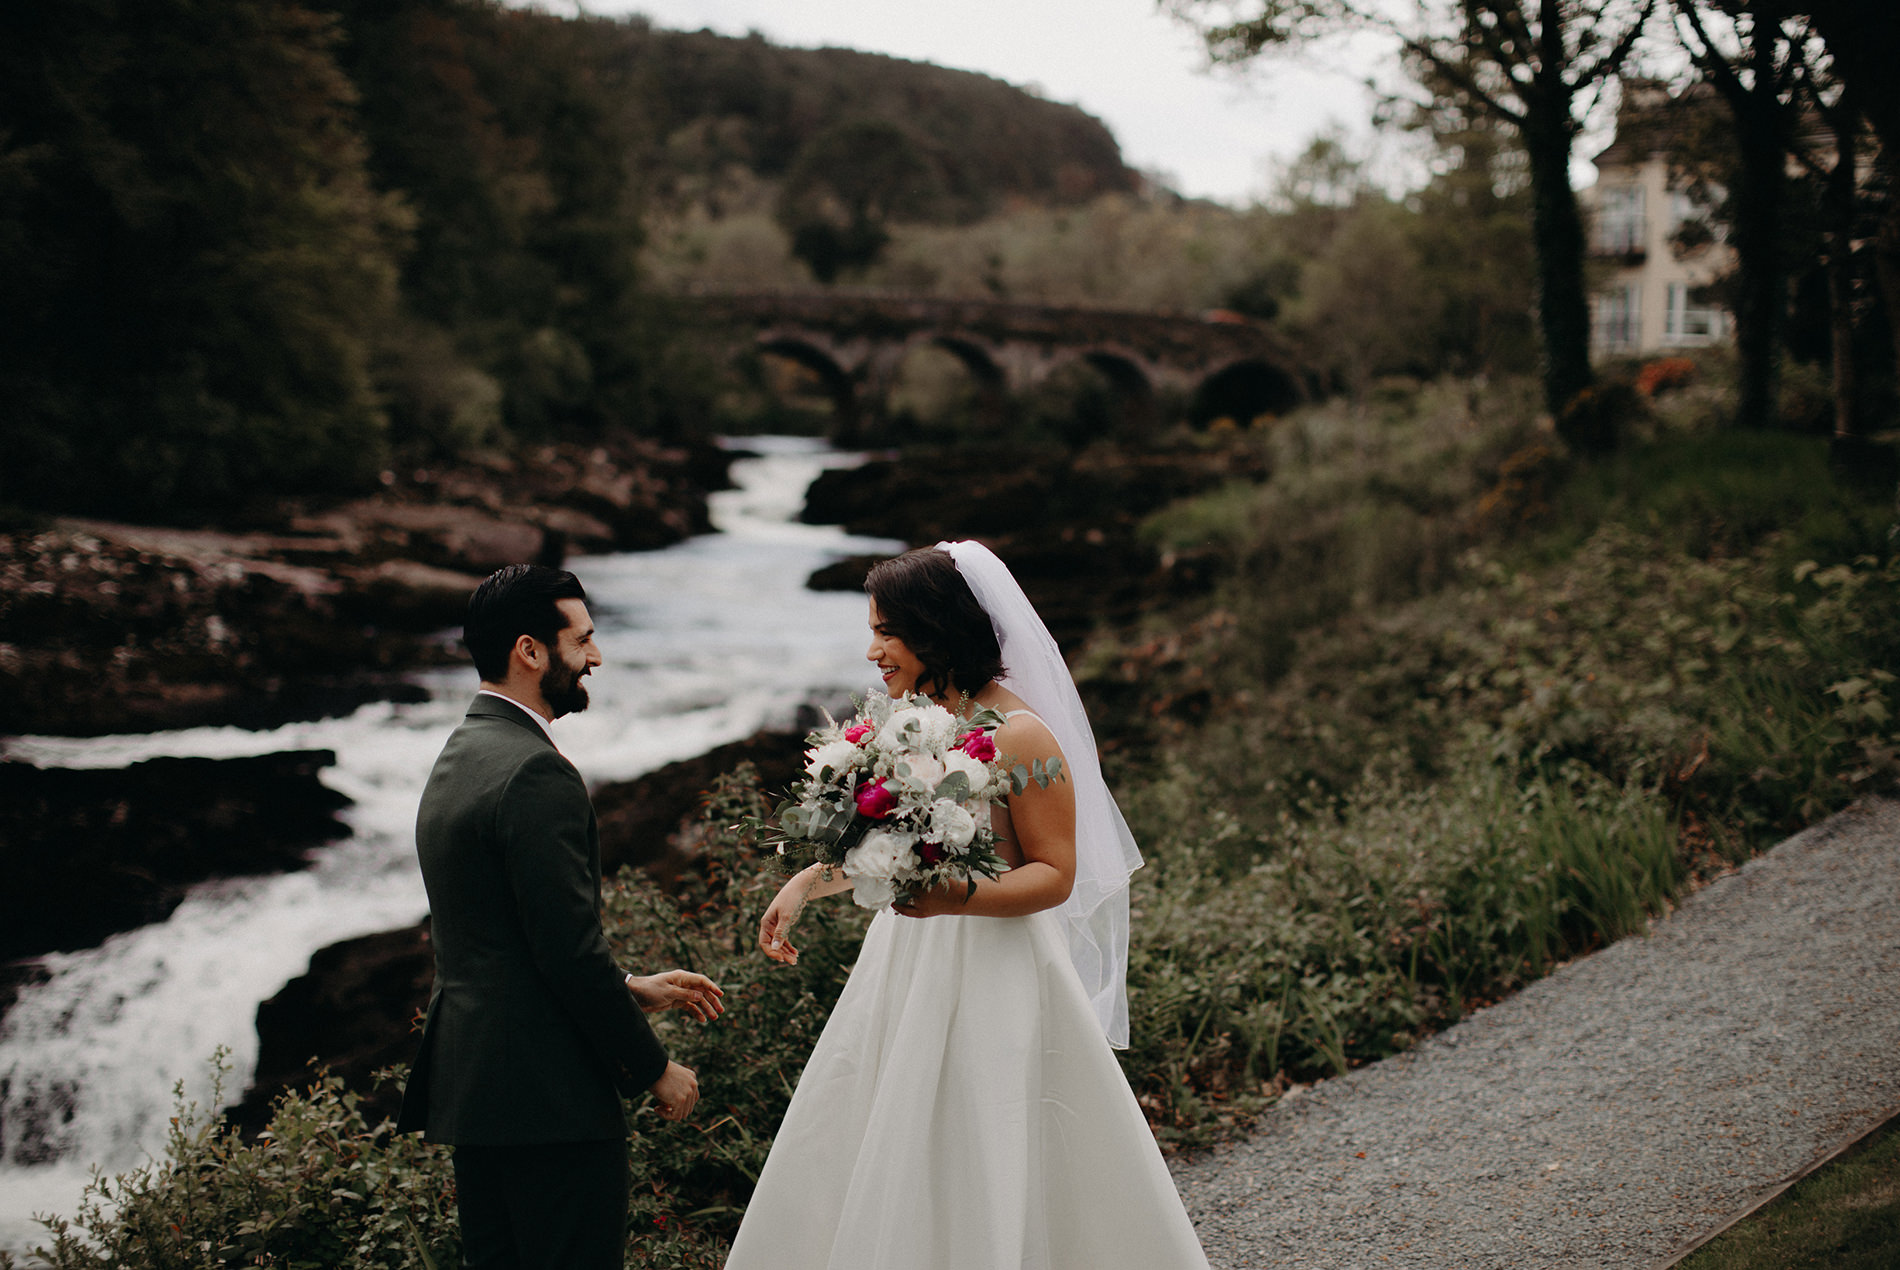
[864,548,1004,699]
[465,564,588,682]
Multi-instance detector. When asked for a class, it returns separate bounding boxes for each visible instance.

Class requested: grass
[1678,1118,1900,1270]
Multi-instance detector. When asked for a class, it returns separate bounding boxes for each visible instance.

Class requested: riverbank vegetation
[10,364,1894,1268]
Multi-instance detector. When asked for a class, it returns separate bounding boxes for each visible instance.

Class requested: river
[0,437,901,1252]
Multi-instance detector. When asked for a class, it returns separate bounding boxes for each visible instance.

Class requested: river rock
[593,728,809,878]
[0,751,353,965]
[229,920,434,1139]
[798,441,1256,649]
[0,525,448,736]
[0,435,733,737]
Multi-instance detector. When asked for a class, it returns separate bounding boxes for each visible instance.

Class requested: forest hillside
[0,0,1130,523]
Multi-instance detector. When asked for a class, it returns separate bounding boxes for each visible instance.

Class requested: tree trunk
[1722,18,1789,431]
[1822,102,1859,439]
[1523,94,1596,444]
[1877,152,1900,401]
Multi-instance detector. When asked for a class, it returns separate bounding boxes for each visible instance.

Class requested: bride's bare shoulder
[989,700,1061,759]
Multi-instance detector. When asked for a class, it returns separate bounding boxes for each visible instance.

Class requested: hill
[614,23,1137,220]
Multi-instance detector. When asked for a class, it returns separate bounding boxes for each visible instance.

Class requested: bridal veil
[941,539,1144,1048]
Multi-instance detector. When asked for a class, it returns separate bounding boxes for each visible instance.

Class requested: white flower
[845,828,918,881]
[879,702,958,756]
[929,799,977,848]
[805,739,860,782]
[942,749,991,797]
[894,752,945,793]
[850,873,897,909]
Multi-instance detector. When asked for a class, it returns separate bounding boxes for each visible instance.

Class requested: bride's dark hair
[864,547,1005,698]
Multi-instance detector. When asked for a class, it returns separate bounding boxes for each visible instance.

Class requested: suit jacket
[396,694,668,1144]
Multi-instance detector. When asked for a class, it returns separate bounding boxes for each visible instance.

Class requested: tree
[322,0,658,439]
[1785,1,1900,419]
[1393,59,1539,377]
[1669,0,1809,430]
[1793,65,1876,438]
[0,0,406,518]
[1174,0,1653,449]
[775,120,949,282]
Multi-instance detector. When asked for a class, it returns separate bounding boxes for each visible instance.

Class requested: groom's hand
[649,1061,699,1122]
[626,970,725,1022]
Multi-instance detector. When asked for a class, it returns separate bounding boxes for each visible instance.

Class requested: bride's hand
[759,879,806,965]
[893,879,973,920]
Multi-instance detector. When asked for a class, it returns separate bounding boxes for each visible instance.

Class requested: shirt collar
[477,689,558,744]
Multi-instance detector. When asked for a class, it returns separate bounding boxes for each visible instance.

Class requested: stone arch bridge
[690,290,1309,443]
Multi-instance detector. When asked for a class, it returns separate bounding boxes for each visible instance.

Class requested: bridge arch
[757,335,861,441]
[1190,358,1304,429]
[1078,350,1157,436]
[928,335,1009,432]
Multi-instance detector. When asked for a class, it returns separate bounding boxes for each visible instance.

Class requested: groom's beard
[542,655,590,719]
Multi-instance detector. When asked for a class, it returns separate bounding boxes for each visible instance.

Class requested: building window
[1595,284,1641,351]
[1663,282,1722,344]
[1596,185,1646,255]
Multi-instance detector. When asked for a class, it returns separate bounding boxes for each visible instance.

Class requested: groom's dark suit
[398,693,668,1266]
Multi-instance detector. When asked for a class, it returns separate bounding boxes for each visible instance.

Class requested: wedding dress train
[723,905,1210,1270]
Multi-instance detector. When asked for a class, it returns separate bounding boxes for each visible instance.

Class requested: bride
[724,542,1209,1270]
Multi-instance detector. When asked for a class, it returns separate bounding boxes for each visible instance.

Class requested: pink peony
[854,779,898,819]
[956,731,997,763]
[844,722,873,744]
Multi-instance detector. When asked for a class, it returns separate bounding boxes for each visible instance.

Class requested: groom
[398,563,722,1269]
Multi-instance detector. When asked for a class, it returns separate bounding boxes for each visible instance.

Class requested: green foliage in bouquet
[753,694,1061,910]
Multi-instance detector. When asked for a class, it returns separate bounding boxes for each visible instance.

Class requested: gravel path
[1169,796,1900,1269]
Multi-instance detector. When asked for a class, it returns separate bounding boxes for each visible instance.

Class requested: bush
[1121,757,1678,1146]
[19,1056,458,1270]
[1635,357,1698,397]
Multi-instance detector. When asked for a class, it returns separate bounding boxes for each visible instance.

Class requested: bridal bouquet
[765,692,1063,911]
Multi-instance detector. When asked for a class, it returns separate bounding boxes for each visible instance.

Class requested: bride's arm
[758,862,854,964]
[896,719,1077,920]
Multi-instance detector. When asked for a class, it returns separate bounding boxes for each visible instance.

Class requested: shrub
[19,1056,458,1270]
[1635,357,1698,397]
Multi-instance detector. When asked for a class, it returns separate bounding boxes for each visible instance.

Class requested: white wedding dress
[723,900,1210,1269]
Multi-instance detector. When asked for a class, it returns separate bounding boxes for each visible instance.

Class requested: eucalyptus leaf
[934,770,972,801]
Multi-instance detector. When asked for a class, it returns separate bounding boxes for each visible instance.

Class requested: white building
[1580,81,1734,357]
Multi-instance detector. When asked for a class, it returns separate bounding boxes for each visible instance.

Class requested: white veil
[941,540,1144,1048]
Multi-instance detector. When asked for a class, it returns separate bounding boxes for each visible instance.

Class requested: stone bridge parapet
[688,289,1309,440]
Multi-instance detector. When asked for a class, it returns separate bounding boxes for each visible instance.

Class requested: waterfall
[0,436,899,1251]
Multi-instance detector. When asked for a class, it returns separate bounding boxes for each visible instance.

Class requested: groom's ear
[512,632,544,671]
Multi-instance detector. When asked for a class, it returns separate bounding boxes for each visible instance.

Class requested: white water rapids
[0,437,900,1252]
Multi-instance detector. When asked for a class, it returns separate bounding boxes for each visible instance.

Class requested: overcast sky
[558,0,1400,205]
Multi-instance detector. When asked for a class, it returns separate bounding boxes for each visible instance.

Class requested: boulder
[229,920,434,1138]
[0,751,352,965]
[593,729,809,878]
